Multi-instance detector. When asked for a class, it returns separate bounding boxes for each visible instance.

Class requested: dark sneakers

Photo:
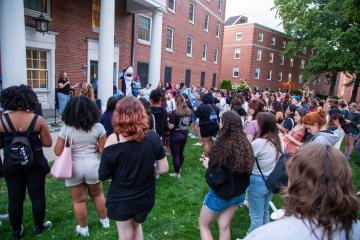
[12,225,24,240]
[34,221,52,237]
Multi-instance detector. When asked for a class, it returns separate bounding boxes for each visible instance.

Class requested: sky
[225,0,284,32]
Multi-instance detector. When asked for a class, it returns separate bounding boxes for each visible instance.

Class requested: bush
[232,80,250,92]
[220,80,232,90]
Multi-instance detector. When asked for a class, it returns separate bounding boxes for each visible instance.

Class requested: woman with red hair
[99,96,169,240]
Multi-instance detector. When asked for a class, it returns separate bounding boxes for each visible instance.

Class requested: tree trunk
[350,75,360,103]
[328,72,337,96]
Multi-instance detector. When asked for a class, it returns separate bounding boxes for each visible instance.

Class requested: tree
[274,0,360,99]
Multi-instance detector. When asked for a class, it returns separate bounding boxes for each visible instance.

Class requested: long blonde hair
[79,83,95,101]
[175,95,191,117]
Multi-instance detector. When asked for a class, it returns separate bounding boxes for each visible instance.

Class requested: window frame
[255,68,261,79]
[138,14,152,45]
[189,2,195,24]
[256,49,262,61]
[301,59,306,69]
[271,36,276,45]
[24,0,51,19]
[166,27,174,52]
[26,48,49,90]
[267,70,272,80]
[186,36,193,57]
[278,71,283,81]
[234,48,241,59]
[290,58,294,67]
[168,0,176,13]
[282,40,286,48]
[232,66,239,78]
[280,55,285,65]
[216,22,221,39]
[214,48,219,64]
[204,13,210,32]
[299,74,303,83]
[288,73,293,82]
[202,43,208,61]
[236,32,242,41]
[217,0,222,12]
[258,32,264,42]
[269,52,274,63]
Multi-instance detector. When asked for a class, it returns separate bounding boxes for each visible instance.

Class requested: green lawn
[1,138,360,239]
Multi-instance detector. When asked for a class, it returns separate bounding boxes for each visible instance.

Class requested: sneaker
[190,134,197,139]
[76,225,89,237]
[34,221,52,236]
[99,218,110,229]
[169,173,181,178]
[193,142,202,146]
[12,225,24,240]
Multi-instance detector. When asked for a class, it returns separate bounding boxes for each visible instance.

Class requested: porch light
[33,13,49,34]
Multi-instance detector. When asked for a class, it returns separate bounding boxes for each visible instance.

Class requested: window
[166,27,174,51]
[267,70,272,80]
[236,32,242,41]
[168,0,176,13]
[290,58,294,67]
[189,3,195,23]
[137,62,149,86]
[282,40,286,48]
[202,43,208,61]
[216,23,221,38]
[187,36,193,56]
[258,32,264,42]
[24,0,50,17]
[255,68,261,79]
[311,48,314,56]
[185,69,191,87]
[212,73,217,87]
[214,48,219,64]
[164,67,172,85]
[91,0,100,29]
[233,67,239,77]
[204,14,209,32]
[234,48,241,59]
[256,49,262,61]
[201,72,206,87]
[303,47,307,54]
[138,15,152,43]
[280,55,285,65]
[301,59,306,69]
[217,0,222,11]
[278,72,283,81]
[26,48,48,89]
[288,73,293,82]
[271,36,276,45]
[299,74,303,83]
[269,52,274,63]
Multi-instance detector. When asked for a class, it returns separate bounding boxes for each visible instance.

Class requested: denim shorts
[204,189,245,214]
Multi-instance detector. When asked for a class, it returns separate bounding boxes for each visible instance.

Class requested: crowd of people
[0,81,359,240]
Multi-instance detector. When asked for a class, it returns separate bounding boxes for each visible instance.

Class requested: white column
[148,9,163,89]
[98,0,115,111]
[0,0,27,88]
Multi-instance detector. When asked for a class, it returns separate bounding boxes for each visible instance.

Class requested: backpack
[208,105,219,125]
[1,113,38,167]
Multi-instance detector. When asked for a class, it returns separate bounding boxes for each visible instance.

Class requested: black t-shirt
[195,104,220,126]
[99,131,166,214]
[169,111,191,133]
[57,79,70,95]
[150,106,168,136]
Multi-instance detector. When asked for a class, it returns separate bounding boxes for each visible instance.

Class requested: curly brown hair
[209,111,254,173]
[284,144,359,240]
[112,96,149,142]
[175,95,191,117]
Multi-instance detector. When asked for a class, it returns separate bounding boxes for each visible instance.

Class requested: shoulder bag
[51,128,73,179]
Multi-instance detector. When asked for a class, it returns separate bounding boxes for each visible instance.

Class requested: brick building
[0,0,226,110]
[221,16,312,92]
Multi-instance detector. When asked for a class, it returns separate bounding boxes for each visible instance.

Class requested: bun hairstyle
[303,109,327,128]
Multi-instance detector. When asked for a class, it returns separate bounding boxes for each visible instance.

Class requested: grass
[0,138,360,240]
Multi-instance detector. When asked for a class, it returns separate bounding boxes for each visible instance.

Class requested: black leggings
[4,170,47,231]
[169,131,188,173]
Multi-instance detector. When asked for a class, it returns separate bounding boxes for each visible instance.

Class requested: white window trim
[232,67,239,78]
[255,68,260,79]
[269,52,274,63]
[204,14,210,32]
[278,72,283,81]
[301,59,306,69]
[299,74,303,83]
[186,36,193,57]
[271,36,276,46]
[258,33,264,42]
[189,2,195,24]
[138,14,152,46]
[24,0,52,20]
[303,47,307,54]
[168,0,176,14]
[202,43,208,61]
[280,55,285,65]
[282,41,286,48]
[216,23,220,39]
[256,49,262,61]
[288,73,293,82]
[166,27,174,52]
[236,32,242,41]
[267,70,272,80]
[290,58,294,67]
[218,0,222,12]
[214,48,219,64]
[234,48,241,59]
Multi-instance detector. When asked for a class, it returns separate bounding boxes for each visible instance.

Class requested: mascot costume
[121,65,134,96]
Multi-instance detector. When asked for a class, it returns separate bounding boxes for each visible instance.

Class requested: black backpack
[2,113,38,167]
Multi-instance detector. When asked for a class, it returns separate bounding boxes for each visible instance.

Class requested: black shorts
[108,210,150,223]
[200,124,219,138]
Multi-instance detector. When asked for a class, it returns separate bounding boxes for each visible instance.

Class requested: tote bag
[50,128,73,179]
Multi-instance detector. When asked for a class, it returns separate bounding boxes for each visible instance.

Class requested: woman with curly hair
[99,96,169,240]
[54,96,108,236]
[0,85,52,239]
[199,111,254,240]
[245,143,360,240]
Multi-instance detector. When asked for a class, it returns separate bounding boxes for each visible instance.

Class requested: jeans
[57,92,70,115]
[247,174,273,233]
[4,170,47,231]
[169,131,188,173]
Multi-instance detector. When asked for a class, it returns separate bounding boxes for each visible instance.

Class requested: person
[100,96,119,137]
[345,103,360,159]
[132,76,141,97]
[113,85,122,98]
[244,144,360,240]
[99,96,169,240]
[283,108,307,155]
[57,71,78,115]
[139,83,152,101]
[79,82,95,101]
[166,89,177,113]
[54,96,108,237]
[303,109,345,145]
[199,111,254,240]
[278,104,297,133]
[247,112,282,234]
[195,93,220,158]
[244,100,265,142]
[168,95,192,178]
[149,89,168,137]
[0,85,52,239]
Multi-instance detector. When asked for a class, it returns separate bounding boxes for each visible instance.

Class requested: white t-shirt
[245,215,360,240]
[251,138,282,176]
[166,99,176,113]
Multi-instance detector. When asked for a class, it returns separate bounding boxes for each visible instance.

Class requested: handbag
[255,153,289,194]
[50,128,73,179]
